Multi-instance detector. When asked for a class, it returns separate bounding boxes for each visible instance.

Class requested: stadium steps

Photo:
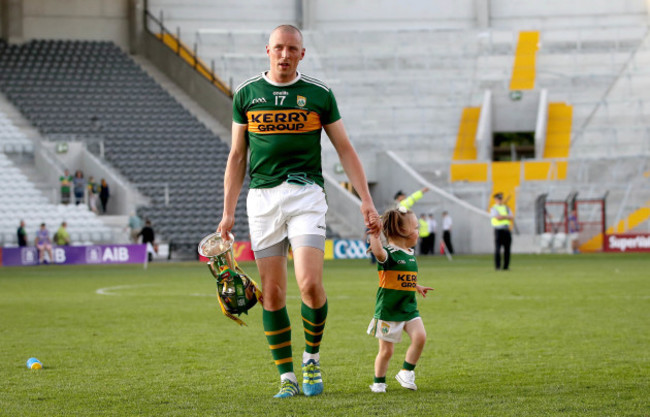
[450,162,489,183]
[579,201,650,252]
[490,161,521,212]
[452,107,480,161]
[543,103,572,160]
[509,31,540,91]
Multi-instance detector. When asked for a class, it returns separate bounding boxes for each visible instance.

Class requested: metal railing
[144,10,232,97]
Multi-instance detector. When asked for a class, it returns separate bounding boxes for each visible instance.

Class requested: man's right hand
[217,214,235,239]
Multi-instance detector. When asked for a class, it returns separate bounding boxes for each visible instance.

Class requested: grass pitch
[1,253,648,416]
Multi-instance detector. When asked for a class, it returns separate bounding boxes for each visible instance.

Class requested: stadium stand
[0,152,112,246]
[143,8,649,250]
[2,1,646,253]
[184,25,650,167]
[0,112,33,153]
[0,39,248,254]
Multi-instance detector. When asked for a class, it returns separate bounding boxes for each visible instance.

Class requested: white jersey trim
[236,71,331,93]
[387,244,414,255]
[261,71,302,87]
[234,73,263,95]
[301,74,331,92]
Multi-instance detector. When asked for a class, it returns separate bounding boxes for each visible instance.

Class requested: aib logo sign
[20,247,66,264]
[86,246,103,264]
[86,246,131,263]
[21,248,38,265]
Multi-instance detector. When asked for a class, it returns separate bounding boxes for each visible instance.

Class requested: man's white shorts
[247,182,327,254]
[367,317,422,343]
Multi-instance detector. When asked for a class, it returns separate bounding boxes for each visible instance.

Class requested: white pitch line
[95,284,159,296]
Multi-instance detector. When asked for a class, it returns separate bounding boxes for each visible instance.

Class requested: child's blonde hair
[382,207,415,241]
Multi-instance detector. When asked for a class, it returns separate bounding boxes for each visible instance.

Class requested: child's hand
[416,285,434,298]
[366,213,382,237]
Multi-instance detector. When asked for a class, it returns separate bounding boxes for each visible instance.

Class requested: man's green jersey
[232,71,341,189]
[374,245,420,322]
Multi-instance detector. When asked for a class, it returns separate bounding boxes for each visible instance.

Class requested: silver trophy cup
[197,232,260,319]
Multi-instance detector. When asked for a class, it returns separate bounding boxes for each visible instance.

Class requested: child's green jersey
[374,245,420,322]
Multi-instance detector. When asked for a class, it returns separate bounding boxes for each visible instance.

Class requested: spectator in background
[35,223,53,264]
[99,178,110,213]
[87,176,99,214]
[73,170,85,205]
[418,213,431,255]
[491,193,513,270]
[568,209,580,254]
[60,169,73,205]
[17,220,27,247]
[442,211,454,254]
[138,219,156,262]
[128,212,143,243]
[53,221,70,246]
[394,187,429,210]
[427,213,437,255]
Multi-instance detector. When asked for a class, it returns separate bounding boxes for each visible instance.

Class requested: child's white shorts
[367,317,422,343]
[247,182,327,253]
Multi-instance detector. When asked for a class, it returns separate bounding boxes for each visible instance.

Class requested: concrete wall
[309,0,648,31]
[492,90,540,133]
[307,0,479,30]
[3,1,648,48]
[148,0,648,33]
[0,0,130,48]
[1,0,23,43]
[490,0,649,29]
[146,0,298,34]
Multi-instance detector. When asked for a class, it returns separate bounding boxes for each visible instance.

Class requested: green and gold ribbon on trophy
[198,232,262,326]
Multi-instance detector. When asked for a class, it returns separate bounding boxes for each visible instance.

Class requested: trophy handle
[207,259,220,279]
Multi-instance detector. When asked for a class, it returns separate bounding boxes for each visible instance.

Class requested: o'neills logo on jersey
[247,109,321,134]
[378,270,418,291]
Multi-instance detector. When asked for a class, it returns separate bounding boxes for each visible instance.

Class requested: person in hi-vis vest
[490,193,514,270]
[394,187,429,210]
